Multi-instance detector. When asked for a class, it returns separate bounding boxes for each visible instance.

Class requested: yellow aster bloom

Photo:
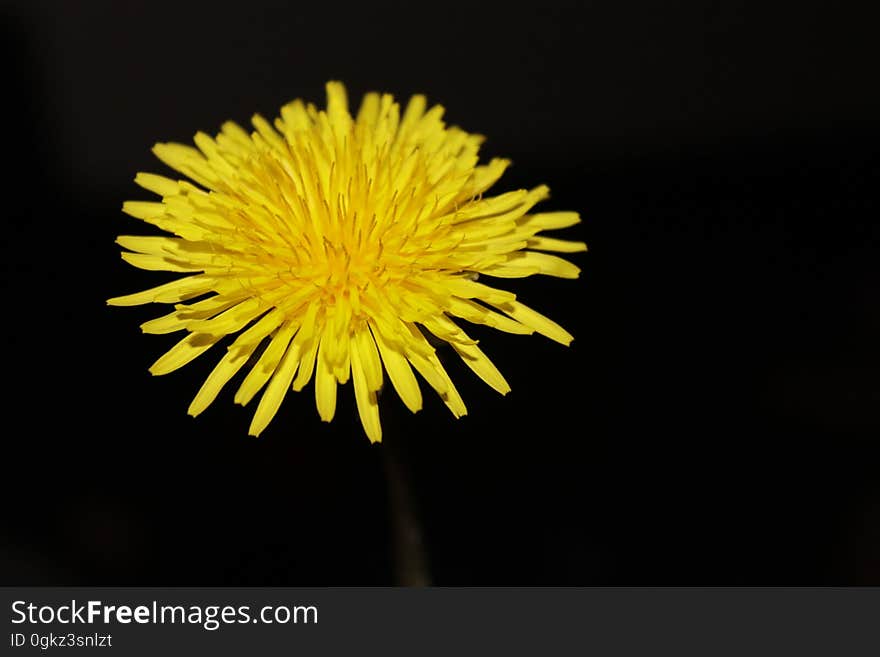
[109,82,586,443]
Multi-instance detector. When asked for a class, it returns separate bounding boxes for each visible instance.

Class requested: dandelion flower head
[109,82,586,442]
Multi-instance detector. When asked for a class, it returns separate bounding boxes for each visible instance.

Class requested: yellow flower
[109,82,585,443]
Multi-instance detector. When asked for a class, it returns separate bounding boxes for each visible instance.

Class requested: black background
[2,0,879,584]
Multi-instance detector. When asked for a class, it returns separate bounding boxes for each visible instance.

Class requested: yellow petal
[483,251,581,279]
[441,276,517,305]
[186,297,269,336]
[314,336,337,422]
[122,201,166,220]
[292,336,319,392]
[446,297,533,335]
[116,235,182,256]
[421,351,467,418]
[120,252,201,273]
[153,142,218,189]
[107,275,213,306]
[494,300,574,346]
[232,308,285,348]
[219,120,253,149]
[449,340,510,395]
[290,301,320,391]
[249,335,302,436]
[404,325,466,418]
[446,189,529,223]
[193,131,236,178]
[423,317,510,395]
[188,342,258,416]
[140,294,245,335]
[526,236,588,253]
[353,326,383,392]
[149,332,221,376]
[517,211,581,231]
[459,158,510,199]
[325,81,352,134]
[251,114,287,154]
[355,92,381,129]
[279,100,311,136]
[372,323,422,413]
[351,337,382,443]
[456,185,549,228]
[234,321,297,406]
[396,93,427,144]
[140,311,189,335]
[422,315,477,346]
[134,172,180,197]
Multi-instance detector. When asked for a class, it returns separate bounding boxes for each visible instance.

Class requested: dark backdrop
[2,0,879,584]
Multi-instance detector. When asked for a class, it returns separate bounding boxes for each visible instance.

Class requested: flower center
[313,235,381,310]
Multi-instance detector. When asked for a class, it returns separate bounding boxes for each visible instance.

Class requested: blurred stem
[383,430,431,586]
